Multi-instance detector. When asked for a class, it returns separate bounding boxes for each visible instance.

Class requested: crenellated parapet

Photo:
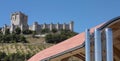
[2,12,74,34]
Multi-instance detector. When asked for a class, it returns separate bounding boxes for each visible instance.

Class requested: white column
[94,28,102,61]
[105,28,113,61]
[85,29,90,61]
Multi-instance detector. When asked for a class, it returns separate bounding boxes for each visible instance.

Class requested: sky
[0,0,120,33]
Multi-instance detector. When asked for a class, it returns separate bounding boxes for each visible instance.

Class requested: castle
[1,12,74,34]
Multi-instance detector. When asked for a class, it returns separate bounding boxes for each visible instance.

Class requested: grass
[0,36,81,61]
[0,35,54,56]
[0,43,53,55]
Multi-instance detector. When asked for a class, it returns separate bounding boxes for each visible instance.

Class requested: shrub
[22,29,32,35]
[15,27,21,34]
[45,30,78,43]
[41,29,50,34]
[0,33,28,43]
[51,29,57,33]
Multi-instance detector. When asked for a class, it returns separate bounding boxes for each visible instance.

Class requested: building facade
[2,12,74,34]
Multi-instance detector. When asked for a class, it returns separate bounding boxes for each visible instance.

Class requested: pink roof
[28,24,103,61]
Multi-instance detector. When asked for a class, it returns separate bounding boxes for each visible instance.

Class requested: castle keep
[2,12,74,34]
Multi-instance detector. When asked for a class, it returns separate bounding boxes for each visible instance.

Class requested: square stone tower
[10,11,28,31]
[11,11,28,26]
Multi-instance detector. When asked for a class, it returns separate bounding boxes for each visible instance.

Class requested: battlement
[2,11,74,34]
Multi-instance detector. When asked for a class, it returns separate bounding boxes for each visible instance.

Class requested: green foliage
[51,29,57,33]
[15,27,21,34]
[0,52,33,61]
[19,35,28,43]
[5,29,10,35]
[22,29,33,35]
[0,52,7,60]
[45,30,78,43]
[0,43,51,61]
[0,30,2,34]
[0,33,28,43]
[0,28,28,43]
[41,28,50,34]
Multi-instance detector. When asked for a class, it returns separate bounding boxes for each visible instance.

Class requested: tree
[45,30,78,43]
[22,29,32,35]
[15,27,21,34]
[0,33,3,42]
[5,29,10,35]
[51,29,57,33]
[0,31,28,43]
[0,52,7,60]
[45,34,53,43]
[19,35,28,43]
[41,29,50,34]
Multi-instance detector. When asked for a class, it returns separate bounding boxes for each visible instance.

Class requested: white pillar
[94,28,102,61]
[85,29,90,61]
[105,28,113,61]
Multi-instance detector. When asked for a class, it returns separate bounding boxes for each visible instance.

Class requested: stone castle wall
[2,12,74,34]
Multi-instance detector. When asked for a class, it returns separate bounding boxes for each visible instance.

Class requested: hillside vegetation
[45,29,78,43]
[0,28,78,61]
[0,43,53,61]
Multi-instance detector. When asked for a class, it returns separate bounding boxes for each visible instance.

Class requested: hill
[0,30,78,61]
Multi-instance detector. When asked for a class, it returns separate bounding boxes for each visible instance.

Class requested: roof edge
[41,42,85,61]
[99,16,120,30]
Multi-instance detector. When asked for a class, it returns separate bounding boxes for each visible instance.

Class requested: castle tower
[20,24,23,31]
[2,24,7,35]
[32,22,38,31]
[42,23,46,29]
[10,24,15,33]
[69,21,74,31]
[11,11,28,31]
[63,23,66,30]
[56,22,59,30]
[50,23,53,31]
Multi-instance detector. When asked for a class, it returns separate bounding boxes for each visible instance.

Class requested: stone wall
[2,12,74,34]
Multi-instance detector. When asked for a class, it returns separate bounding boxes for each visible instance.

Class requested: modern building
[28,16,120,61]
[1,12,74,34]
